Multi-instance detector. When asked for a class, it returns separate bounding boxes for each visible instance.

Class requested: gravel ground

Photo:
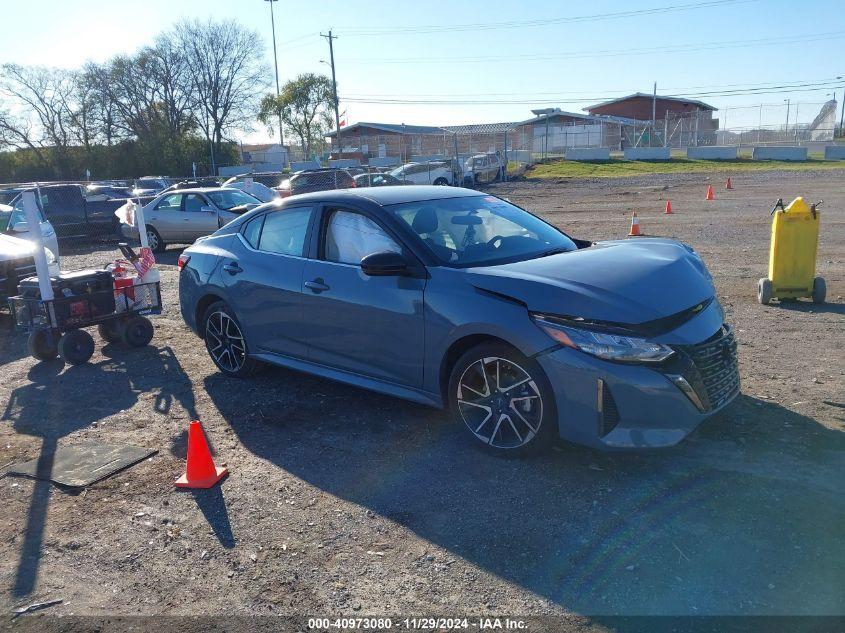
[0,169,843,622]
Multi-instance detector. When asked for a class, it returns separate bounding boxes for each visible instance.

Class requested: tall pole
[322,30,341,158]
[651,81,657,148]
[840,82,845,136]
[265,0,285,156]
[785,99,790,133]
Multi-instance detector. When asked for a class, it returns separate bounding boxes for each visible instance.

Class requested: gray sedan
[121,188,261,252]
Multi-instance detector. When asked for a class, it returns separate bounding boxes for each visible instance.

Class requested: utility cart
[9,249,161,365]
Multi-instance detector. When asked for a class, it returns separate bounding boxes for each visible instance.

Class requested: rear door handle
[222,261,243,275]
[305,279,330,293]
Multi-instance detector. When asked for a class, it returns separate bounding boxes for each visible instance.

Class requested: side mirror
[361,251,409,276]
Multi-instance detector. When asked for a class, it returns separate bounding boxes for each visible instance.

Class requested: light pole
[837,76,844,137]
[784,99,790,134]
[264,0,285,154]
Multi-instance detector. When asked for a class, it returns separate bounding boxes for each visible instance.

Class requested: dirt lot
[0,169,843,622]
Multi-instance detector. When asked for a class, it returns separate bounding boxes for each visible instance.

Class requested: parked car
[463,153,505,184]
[390,161,456,186]
[160,178,221,194]
[0,233,60,307]
[84,184,132,201]
[277,168,355,198]
[8,185,120,241]
[221,177,279,202]
[132,177,170,197]
[353,172,405,188]
[178,185,738,455]
[1,200,60,265]
[120,187,261,252]
[225,172,285,189]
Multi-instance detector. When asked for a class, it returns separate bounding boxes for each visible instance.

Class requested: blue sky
[1,0,843,142]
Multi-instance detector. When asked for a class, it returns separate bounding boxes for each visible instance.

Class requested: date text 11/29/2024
[307,617,528,630]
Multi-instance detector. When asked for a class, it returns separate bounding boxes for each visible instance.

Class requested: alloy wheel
[146,229,159,251]
[205,311,246,373]
[456,356,543,449]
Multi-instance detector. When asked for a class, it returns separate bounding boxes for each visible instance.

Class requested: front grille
[679,325,740,411]
[0,257,36,299]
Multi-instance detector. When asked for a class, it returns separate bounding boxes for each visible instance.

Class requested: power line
[343,31,845,65]
[338,0,751,36]
[341,83,843,106]
[342,77,845,100]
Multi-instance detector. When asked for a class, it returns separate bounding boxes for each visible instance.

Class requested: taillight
[349,179,357,188]
[177,254,190,271]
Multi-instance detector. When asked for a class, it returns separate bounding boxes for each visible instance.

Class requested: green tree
[259,73,334,158]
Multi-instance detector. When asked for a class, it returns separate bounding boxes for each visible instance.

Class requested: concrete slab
[686,146,739,160]
[824,145,845,160]
[566,148,611,161]
[624,147,671,161]
[752,146,808,161]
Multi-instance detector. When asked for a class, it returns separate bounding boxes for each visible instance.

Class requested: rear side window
[241,215,264,248]
[155,194,182,210]
[257,207,313,256]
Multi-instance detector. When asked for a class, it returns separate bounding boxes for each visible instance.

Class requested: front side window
[207,189,259,210]
[324,210,401,265]
[257,207,313,256]
[9,195,46,230]
[390,195,577,267]
[183,194,206,212]
[155,194,182,211]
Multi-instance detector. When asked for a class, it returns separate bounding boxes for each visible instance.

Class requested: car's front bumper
[537,333,739,450]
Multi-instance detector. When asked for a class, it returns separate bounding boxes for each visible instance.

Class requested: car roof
[281,185,484,206]
[160,187,240,194]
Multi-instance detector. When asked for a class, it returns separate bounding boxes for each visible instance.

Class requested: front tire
[122,316,154,347]
[812,277,826,304]
[58,329,95,365]
[447,343,557,456]
[757,278,772,305]
[433,177,449,186]
[203,301,261,378]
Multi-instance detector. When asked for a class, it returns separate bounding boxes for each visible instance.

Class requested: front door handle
[222,261,243,275]
[305,279,330,293]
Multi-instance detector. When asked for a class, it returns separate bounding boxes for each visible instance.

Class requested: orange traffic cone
[725,177,733,190]
[175,420,228,489]
[706,185,715,201]
[628,212,642,236]
[665,200,673,214]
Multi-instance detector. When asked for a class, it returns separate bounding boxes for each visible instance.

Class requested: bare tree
[0,64,76,175]
[177,19,269,167]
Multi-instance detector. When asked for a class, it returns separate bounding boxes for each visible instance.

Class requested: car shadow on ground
[1,344,197,598]
[205,367,845,616]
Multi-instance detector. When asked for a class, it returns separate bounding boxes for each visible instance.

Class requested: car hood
[0,233,36,259]
[463,238,715,326]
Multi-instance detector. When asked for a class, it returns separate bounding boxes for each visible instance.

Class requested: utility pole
[264,0,285,155]
[321,30,341,158]
[784,98,790,133]
[651,81,657,148]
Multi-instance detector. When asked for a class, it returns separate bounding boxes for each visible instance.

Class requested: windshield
[389,195,577,267]
[207,189,259,210]
[136,179,163,189]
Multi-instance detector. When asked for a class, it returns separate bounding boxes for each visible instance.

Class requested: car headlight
[532,314,675,364]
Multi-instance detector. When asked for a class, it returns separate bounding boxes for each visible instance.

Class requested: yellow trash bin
[758,197,825,305]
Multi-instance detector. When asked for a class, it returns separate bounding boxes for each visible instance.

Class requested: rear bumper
[537,344,739,450]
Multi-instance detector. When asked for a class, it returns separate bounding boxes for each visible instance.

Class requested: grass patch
[526,158,845,179]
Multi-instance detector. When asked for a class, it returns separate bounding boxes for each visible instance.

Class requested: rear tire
[757,278,772,305]
[98,320,123,343]
[812,277,826,304]
[122,316,154,347]
[58,329,95,365]
[203,301,262,378]
[447,342,557,456]
[433,177,448,186]
[147,227,165,253]
[28,330,59,361]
